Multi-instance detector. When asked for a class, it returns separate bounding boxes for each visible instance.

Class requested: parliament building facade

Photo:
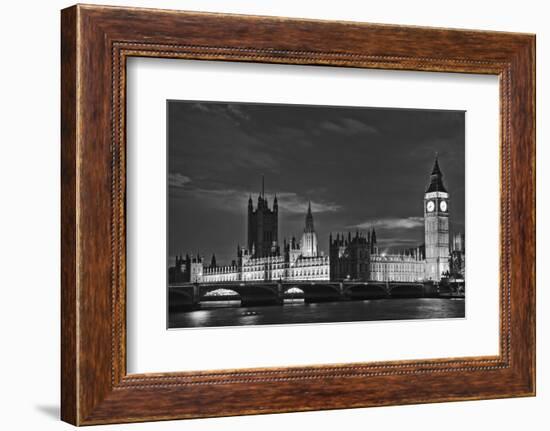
[169,157,464,284]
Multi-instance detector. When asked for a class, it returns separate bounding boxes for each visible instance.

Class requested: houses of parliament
[169,157,465,284]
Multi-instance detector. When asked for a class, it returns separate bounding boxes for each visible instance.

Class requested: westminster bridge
[168,280,462,310]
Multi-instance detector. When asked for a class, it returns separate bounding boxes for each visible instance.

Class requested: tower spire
[432,152,441,175]
[301,200,318,256]
[426,154,447,193]
[304,201,314,233]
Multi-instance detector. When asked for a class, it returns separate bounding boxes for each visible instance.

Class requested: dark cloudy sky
[168,101,465,266]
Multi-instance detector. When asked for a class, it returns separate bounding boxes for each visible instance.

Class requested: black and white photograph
[167,100,466,329]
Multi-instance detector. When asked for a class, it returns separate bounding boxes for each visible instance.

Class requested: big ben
[424,156,450,281]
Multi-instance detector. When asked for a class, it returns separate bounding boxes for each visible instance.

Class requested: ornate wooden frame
[61,4,535,425]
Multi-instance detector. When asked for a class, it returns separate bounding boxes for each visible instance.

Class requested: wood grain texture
[60,5,78,425]
[60,4,535,425]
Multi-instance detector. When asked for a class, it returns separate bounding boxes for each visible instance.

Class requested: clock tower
[424,156,450,281]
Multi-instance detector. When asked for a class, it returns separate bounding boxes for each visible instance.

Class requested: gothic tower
[247,176,278,258]
[300,202,318,257]
[424,156,450,281]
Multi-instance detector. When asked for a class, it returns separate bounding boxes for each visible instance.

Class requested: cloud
[174,103,280,174]
[276,192,342,214]
[168,173,192,188]
[226,104,250,121]
[190,102,250,124]
[176,187,249,212]
[351,216,424,230]
[319,118,378,136]
[172,187,341,215]
[266,126,313,149]
[191,103,211,113]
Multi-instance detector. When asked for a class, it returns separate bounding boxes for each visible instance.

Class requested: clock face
[440,200,448,212]
[427,201,435,212]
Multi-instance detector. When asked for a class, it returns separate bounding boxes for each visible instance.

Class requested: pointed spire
[432,152,442,175]
[426,153,447,193]
[304,201,314,233]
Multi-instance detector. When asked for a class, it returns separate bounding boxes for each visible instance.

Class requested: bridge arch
[201,283,282,306]
[283,286,305,303]
[203,288,240,296]
[197,288,243,308]
[284,286,305,295]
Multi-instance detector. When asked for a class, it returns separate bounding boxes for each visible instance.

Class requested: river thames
[168,297,465,329]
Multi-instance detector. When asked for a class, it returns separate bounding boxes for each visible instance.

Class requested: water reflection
[169,298,465,329]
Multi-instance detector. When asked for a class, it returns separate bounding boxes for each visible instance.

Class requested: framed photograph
[61,4,535,425]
